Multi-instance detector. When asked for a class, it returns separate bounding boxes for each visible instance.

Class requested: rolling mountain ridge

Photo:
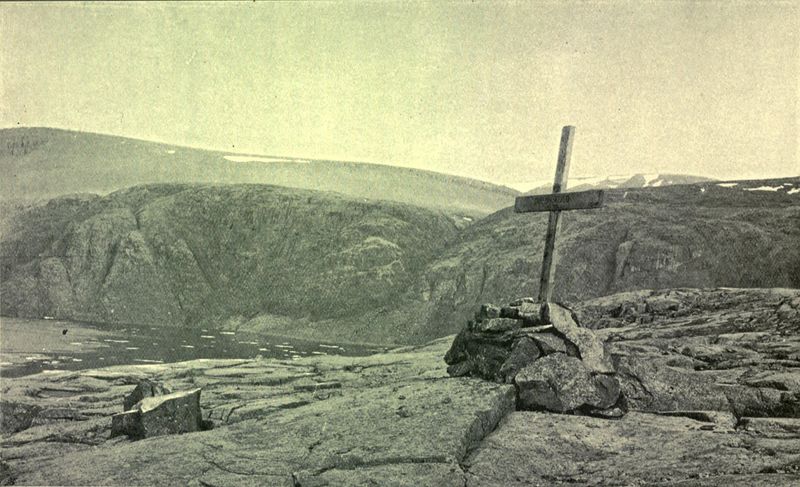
[522,173,714,195]
[2,176,798,345]
[1,127,516,217]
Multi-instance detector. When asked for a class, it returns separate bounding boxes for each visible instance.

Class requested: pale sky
[1,1,798,188]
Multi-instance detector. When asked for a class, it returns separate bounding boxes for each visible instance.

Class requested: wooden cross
[514,126,605,303]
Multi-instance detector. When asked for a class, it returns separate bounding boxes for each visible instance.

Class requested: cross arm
[514,189,605,213]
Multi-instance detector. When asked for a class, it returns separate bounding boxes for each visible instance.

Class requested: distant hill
[0,127,516,217]
[523,173,714,195]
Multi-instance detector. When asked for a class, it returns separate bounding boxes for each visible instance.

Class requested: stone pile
[445,298,625,417]
[110,380,204,440]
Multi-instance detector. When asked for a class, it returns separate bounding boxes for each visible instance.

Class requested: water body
[0,317,376,378]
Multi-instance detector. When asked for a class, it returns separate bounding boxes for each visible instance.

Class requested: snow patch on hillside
[642,174,661,186]
[744,185,783,192]
[224,155,310,164]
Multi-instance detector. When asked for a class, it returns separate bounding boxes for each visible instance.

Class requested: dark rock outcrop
[0,402,42,434]
[4,175,800,348]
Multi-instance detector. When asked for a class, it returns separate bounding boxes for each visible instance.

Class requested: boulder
[444,328,516,381]
[0,402,41,434]
[465,342,511,381]
[498,338,540,383]
[529,332,568,355]
[110,410,143,439]
[592,374,622,409]
[111,388,202,440]
[515,354,621,413]
[123,379,171,411]
[546,303,614,373]
[446,361,471,378]
[443,330,470,365]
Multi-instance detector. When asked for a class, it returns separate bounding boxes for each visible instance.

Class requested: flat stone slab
[294,462,466,487]
[13,377,515,486]
[464,411,800,486]
[655,410,738,429]
[740,417,800,438]
[528,332,568,354]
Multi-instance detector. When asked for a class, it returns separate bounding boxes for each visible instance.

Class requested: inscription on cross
[514,126,605,303]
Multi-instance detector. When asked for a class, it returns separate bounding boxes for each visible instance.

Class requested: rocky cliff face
[1,184,459,334]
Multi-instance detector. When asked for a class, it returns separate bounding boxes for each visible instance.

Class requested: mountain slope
[1,184,459,335]
[353,177,800,342]
[1,127,516,216]
[2,177,798,345]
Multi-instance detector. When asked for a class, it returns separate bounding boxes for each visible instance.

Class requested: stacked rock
[445,298,625,417]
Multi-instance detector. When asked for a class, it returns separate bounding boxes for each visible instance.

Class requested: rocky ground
[1,287,799,486]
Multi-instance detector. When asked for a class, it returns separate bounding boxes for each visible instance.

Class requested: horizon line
[2,124,798,186]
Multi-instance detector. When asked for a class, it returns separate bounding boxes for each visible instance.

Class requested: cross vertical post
[514,126,605,303]
[538,125,575,302]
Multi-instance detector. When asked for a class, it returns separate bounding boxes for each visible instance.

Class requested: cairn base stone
[530,332,568,355]
[498,337,541,383]
[516,354,621,413]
